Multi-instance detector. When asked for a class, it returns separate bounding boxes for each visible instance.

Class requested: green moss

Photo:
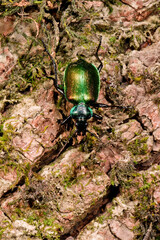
[110,160,136,188]
[14,53,46,90]
[133,174,160,237]
[128,72,144,83]
[0,5,20,16]
[0,222,11,240]
[62,173,77,188]
[108,161,160,237]
[14,207,23,217]
[109,36,117,43]
[103,1,113,13]
[26,212,41,225]
[62,167,86,189]
[58,162,82,188]
[127,137,148,155]
[0,119,15,167]
[0,229,5,240]
[0,41,49,112]
[97,215,105,224]
[43,217,55,227]
[26,210,63,239]
[79,132,98,153]
[56,96,64,109]
[111,162,160,238]
[106,206,114,219]
[0,0,49,16]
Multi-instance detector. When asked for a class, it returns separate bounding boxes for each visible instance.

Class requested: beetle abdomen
[64,59,100,104]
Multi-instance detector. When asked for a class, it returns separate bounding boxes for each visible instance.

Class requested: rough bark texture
[0,0,160,239]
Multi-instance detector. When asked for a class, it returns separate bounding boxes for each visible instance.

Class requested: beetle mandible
[42,37,125,137]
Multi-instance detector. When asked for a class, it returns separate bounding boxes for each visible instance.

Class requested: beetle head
[75,121,87,135]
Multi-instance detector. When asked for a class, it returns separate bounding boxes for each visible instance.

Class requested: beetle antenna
[93,113,102,120]
[41,39,58,81]
[41,39,64,96]
[61,115,71,125]
[96,36,103,72]
[87,130,116,155]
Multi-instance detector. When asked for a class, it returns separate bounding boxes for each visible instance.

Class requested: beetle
[41,37,126,138]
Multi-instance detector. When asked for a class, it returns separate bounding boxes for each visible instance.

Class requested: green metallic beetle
[42,37,125,137]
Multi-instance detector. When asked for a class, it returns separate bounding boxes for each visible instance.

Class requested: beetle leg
[47,76,65,96]
[41,39,64,96]
[93,113,102,120]
[96,36,103,72]
[93,103,131,109]
[56,129,77,158]
[61,115,71,125]
[86,130,101,141]
[93,103,123,108]
[92,103,111,108]
[57,87,65,96]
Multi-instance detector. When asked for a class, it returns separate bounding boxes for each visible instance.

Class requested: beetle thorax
[70,103,93,121]
[70,103,93,135]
